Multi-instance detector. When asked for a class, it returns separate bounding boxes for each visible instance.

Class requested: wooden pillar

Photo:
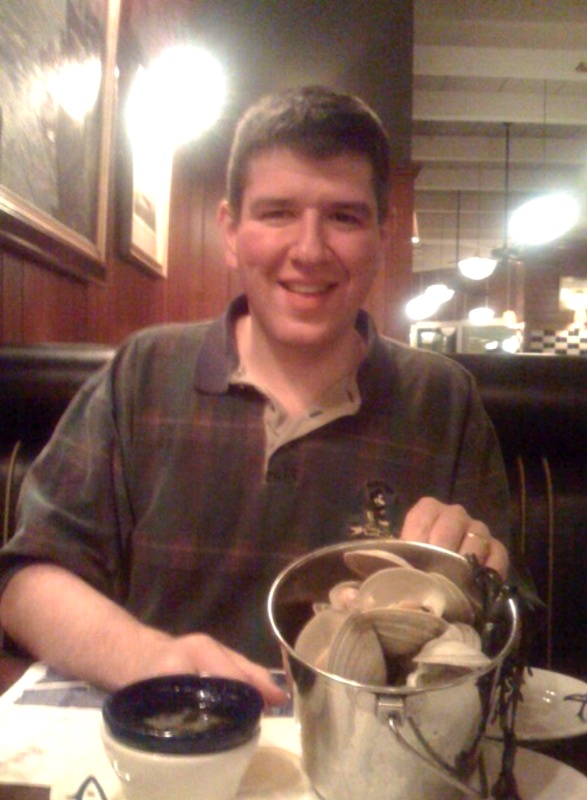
[365,163,420,342]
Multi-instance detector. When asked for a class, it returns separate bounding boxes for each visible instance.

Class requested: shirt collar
[194,293,377,394]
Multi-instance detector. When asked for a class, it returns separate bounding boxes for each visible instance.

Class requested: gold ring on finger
[465,530,491,558]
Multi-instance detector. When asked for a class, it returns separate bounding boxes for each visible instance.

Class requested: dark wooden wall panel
[22,263,88,342]
[0,253,24,341]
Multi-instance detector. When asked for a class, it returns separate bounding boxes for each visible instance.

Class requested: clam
[343,548,414,579]
[357,567,474,623]
[328,580,361,611]
[412,624,489,667]
[294,608,348,671]
[327,612,388,685]
[293,549,488,690]
[406,622,490,687]
[362,606,448,656]
[425,572,475,623]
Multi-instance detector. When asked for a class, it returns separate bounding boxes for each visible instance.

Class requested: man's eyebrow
[329,201,373,217]
[248,198,374,216]
[248,197,292,212]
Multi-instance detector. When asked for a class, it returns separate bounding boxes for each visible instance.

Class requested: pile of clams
[294,548,490,688]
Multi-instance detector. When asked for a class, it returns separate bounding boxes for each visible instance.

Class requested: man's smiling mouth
[281,282,335,295]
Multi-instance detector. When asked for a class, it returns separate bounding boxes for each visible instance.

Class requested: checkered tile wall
[529,328,587,355]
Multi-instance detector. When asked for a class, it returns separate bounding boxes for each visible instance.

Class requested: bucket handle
[378,697,489,800]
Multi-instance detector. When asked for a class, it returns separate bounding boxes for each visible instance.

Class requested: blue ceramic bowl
[102,674,264,755]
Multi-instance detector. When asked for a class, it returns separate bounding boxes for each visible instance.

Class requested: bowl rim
[102,674,264,755]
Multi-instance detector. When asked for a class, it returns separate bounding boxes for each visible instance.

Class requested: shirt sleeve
[0,357,134,604]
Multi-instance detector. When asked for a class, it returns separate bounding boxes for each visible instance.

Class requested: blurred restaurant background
[2,0,587,353]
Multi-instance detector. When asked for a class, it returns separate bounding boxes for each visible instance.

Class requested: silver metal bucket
[268,540,519,800]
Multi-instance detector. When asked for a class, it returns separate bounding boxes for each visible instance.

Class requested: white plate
[486,667,587,742]
[484,742,587,800]
[49,719,587,800]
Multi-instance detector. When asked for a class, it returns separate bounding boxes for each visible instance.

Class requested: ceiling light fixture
[458,256,497,281]
[509,82,580,246]
[405,284,455,321]
[458,167,497,280]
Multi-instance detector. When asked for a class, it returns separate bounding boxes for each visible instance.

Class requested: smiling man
[0,86,509,705]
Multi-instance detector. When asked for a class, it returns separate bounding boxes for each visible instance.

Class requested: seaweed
[467,556,527,800]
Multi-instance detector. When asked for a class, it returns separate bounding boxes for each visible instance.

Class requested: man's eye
[259,208,292,221]
[332,211,363,226]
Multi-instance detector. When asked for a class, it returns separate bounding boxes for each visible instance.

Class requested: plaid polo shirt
[0,296,509,665]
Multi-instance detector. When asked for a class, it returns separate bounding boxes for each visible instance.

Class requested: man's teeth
[286,283,330,294]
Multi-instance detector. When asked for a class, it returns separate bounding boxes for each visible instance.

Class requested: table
[0,653,585,799]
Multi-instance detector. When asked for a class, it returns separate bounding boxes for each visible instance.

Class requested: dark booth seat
[0,345,586,678]
[451,353,587,679]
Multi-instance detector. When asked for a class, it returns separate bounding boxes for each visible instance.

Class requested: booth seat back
[451,354,587,679]
[1,345,586,677]
[0,344,115,546]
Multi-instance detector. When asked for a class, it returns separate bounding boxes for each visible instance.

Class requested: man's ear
[217,199,238,270]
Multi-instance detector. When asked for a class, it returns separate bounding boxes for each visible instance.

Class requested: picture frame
[0,0,121,282]
[116,58,172,278]
[116,111,172,277]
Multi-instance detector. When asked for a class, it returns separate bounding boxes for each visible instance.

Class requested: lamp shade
[458,256,497,281]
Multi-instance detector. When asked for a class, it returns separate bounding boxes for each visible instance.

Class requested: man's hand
[0,563,287,707]
[143,632,287,706]
[399,497,509,579]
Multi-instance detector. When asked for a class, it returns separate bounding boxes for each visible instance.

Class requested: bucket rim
[267,539,519,696]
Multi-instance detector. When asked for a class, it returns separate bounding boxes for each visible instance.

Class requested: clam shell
[294,608,348,671]
[328,580,361,611]
[413,623,489,667]
[357,567,474,623]
[438,622,483,649]
[327,612,388,685]
[406,663,472,688]
[362,606,448,657]
[427,572,475,623]
[343,548,414,579]
[412,639,490,667]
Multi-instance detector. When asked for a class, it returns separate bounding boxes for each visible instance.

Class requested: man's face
[220,147,389,354]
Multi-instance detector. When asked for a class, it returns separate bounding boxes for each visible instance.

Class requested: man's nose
[290,213,328,263]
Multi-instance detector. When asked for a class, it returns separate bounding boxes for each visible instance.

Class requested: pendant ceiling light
[458,166,496,280]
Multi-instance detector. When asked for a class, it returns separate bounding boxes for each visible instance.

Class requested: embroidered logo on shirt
[347,481,399,539]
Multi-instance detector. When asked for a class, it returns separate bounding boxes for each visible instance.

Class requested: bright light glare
[406,283,455,321]
[458,256,497,281]
[46,58,102,123]
[502,309,518,328]
[425,284,454,304]
[127,45,226,152]
[501,335,521,353]
[560,288,587,311]
[406,294,440,321]
[468,306,495,325]
[509,193,580,245]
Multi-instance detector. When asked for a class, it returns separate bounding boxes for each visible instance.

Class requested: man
[0,86,509,705]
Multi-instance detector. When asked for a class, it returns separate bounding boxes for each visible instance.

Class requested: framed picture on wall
[115,23,175,280]
[116,94,173,278]
[0,0,121,282]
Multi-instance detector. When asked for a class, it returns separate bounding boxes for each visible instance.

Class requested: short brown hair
[226,85,392,222]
